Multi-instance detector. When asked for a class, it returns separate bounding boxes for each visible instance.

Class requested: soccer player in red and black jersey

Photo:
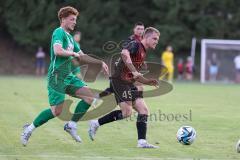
[128,21,145,42]
[89,27,160,148]
[98,22,145,98]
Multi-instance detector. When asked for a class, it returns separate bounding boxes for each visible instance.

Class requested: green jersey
[72,42,81,75]
[47,27,86,105]
[48,27,81,77]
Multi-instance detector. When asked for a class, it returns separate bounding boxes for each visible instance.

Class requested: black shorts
[110,78,143,104]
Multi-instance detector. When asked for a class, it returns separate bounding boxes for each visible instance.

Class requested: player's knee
[134,99,148,115]
[51,106,63,116]
[122,107,132,118]
[54,110,62,116]
[139,107,148,115]
[75,88,94,104]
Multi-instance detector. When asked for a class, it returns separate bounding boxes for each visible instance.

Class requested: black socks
[98,110,123,125]
[136,114,148,140]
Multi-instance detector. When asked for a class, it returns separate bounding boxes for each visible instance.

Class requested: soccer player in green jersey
[21,6,109,146]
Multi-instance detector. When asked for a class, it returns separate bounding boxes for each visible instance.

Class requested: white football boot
[137,139,159,148]
[236,139,240,153]
[21,123,33,146]
[88,120,100,141]
[64,121,82,143]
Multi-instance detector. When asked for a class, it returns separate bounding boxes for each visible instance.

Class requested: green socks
[32,100,90,127]
[33,108,55,127]
[71,100,91,122]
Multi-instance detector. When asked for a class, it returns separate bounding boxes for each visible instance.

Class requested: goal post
[201,39,240,83]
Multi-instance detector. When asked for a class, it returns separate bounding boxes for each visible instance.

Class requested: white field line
[0,155,236,160]
[0,154,76,158]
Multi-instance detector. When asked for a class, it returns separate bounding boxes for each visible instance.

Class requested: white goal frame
[201,39,240,83]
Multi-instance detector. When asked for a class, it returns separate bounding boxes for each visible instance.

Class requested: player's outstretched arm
[121,49,139,73]
[135,76,159,87]
[78,50,109,76]
[121,49,158,87]
[53,44,79,57]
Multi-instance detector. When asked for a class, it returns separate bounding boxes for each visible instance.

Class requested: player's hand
[146,78,159,88]
[101,62,109,77]
[71,52,80,57]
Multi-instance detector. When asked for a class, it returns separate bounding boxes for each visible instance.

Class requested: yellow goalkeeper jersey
[161,51,174,68]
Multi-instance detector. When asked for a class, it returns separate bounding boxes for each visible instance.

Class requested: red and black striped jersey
[128,34,142,42]
[112,40,146,82]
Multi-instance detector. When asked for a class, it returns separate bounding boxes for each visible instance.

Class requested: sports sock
[98,110,123,125]
[27,123,36,132]
[71,100,91,122]
[33,108,55,128]
[136,114,148,140]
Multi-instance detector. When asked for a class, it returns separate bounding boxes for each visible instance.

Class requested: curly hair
[58,6,79,22]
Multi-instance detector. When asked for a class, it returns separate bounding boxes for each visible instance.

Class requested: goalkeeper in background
[161,45,174,82]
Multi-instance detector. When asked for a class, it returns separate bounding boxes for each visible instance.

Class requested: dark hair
[58,6,79,22]
[134,21,144,28]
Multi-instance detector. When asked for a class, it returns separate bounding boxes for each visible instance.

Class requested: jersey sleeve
[73,41,81,53]
[52,28,64,45]
[124,41,139,55]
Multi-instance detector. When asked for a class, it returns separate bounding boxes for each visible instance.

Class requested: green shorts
[47,75,86,106]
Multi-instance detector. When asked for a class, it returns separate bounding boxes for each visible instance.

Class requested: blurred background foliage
[0,0,240,57]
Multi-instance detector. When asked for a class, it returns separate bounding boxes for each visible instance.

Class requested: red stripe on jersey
[121,42,146,82]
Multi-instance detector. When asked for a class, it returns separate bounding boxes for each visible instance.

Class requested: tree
[3,0,58,50]
[1,0,240,56]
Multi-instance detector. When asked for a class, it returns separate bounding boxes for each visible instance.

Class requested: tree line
[0,0,239,58]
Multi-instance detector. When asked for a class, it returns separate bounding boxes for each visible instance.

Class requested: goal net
[201,39,240,83]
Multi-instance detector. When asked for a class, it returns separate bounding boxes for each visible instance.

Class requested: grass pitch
[0,76,239,160]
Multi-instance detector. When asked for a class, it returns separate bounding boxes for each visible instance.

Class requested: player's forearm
[121,51,138,73]
[125,62,138,73]
[54,46,74,57]
[121,50,144,81]
[135,75,150,85]
[79,54,102,65]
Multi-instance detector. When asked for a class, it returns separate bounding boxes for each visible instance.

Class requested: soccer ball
[177,126,196,145]
[236,140,240,153]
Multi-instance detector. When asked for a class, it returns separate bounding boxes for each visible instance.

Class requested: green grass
[0,76,240,160]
